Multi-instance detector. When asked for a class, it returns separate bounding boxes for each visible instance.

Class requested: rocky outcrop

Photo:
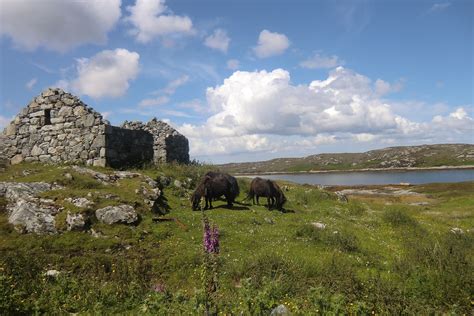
[95,205,138,225]
[8,198,60,234]
[1,88,190,168]
[0,166,165,233]
[0,182,63,234]
[0,182,55,201]
[219,144,474,174]
[65,197,93,208]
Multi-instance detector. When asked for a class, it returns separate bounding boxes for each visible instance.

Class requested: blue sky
[0,0,472,163]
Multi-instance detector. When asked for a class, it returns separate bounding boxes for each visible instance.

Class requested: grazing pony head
[190,176,211,211]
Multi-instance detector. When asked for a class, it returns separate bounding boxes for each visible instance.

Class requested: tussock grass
[383,207,419,227]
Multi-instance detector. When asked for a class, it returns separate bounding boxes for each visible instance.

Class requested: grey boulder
[95,205,138,225]
[66,212,86,231]
[8,199,59,234]
[0,182,53,201]
[270,304,290,316]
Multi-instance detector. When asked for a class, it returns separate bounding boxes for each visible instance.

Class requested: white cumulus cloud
[432,107,473,131]
[0,0,121,52]
[126,0,194,43]
[300,53,344,69]
[204,29,230,53]
[178,67,472,158]
[70,49,140,99]
[253,30,290,58]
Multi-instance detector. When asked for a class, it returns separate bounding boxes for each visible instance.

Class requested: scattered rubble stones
[0,175,149,233]
[65,197,94,208]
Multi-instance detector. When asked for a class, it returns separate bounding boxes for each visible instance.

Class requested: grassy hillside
[219,144,474,174]
[0,163,473,314]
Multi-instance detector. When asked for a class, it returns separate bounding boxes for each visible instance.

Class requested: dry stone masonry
[122,119,190,165]
[0,88,189,168]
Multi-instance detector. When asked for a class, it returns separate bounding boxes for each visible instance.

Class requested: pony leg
[226,194,233,208]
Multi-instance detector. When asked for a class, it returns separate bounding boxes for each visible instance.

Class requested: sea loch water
[258,169,474,186]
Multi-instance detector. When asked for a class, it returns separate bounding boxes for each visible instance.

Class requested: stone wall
[105,125,154,168]
[0,88,108,166]
[122,118,189,164]
[0,88,190,167]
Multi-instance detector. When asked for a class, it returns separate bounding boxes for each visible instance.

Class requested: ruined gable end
[1,88,190,168]
[122,118,190,164]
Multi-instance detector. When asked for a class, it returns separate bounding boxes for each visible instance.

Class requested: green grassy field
[0,163,473,314]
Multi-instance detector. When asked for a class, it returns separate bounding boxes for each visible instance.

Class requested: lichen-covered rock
[335,191,348,203]
[66,212,86,231]
[114,171,142,179]
[270,304,290,316]
[65,197,93,208]
[450,227,464,234]
[1,181,63,234]
[135,185,161,207]
[311,222,326,229]
[71,165,112,183]
[95,205,138,225]
[45,270,61,278]
[0,182,54,200]
[8,198,60,234]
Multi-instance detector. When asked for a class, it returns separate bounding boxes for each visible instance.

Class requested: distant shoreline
[232,165,474,176]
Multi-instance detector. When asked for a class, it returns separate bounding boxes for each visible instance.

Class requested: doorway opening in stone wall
[44,109,51,125]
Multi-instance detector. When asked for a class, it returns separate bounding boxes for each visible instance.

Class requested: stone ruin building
[0,88,189,168]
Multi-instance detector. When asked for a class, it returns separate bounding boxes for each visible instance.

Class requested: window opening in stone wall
[44,109,51,125]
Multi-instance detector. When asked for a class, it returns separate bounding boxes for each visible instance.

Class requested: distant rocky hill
[218,144,474,174]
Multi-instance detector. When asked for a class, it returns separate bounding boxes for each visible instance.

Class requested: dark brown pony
[248,177,287,210]
[191,172,239,211]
